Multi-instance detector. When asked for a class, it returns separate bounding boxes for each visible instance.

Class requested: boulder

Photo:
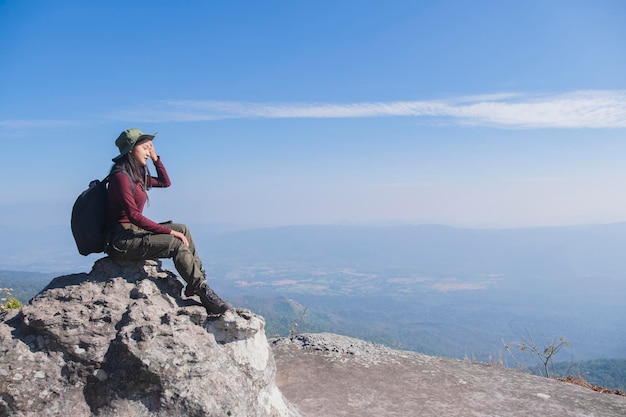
[0,258,300,417]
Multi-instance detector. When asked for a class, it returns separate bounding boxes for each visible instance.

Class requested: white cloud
[4,90,626,131]
[0,119,76,138]
[110,90,626,129]
[449,91,626,128]
[111,99,448,121]
[500,177,566,183]
[0,119,74,129]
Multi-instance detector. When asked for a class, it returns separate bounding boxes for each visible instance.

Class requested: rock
[272,333,626,417]
[0,257,300,417]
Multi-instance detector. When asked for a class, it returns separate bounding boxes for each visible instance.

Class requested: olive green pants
[105,222,204,291]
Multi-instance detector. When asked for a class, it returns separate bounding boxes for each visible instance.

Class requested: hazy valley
[2,222,626,390]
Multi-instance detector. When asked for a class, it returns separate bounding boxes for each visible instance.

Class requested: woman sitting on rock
[105,128,231,315]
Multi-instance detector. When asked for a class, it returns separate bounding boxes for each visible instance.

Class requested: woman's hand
[148,141,158,162]
[170,230,189,246]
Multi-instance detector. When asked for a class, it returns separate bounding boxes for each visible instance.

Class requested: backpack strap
[108,168,135,194]
[103,168,136,244]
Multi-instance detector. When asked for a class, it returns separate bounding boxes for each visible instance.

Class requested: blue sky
[2,0,626,229]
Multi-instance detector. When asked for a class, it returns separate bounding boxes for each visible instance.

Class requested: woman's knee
[169,223,190,236]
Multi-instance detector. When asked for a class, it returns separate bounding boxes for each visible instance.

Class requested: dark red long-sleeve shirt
[107,157,172,234]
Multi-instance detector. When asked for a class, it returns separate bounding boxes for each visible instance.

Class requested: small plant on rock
[502,329,570,379]
[0,287,23,313]
[519,334,570,378]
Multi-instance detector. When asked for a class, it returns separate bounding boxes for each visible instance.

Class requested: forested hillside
[0,270,52,304]
[546,359,626,392]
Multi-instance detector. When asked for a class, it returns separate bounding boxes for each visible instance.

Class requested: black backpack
[71,169,133,256]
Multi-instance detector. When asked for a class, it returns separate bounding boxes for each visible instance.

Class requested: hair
[110,145,152,191]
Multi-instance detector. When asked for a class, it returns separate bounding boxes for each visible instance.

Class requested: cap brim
[137,133,157,141]
[112,132,157,161]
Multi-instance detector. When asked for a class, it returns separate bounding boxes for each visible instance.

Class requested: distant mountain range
[2,222,625,370]
[197,222,626,276]
[4,221,626,276]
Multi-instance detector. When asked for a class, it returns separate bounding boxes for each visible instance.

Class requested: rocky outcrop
[0,258,300,417]
[272,333,626,417]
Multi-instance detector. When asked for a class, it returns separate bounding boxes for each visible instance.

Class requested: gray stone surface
[0,258,300,417]
[272,333,626,417]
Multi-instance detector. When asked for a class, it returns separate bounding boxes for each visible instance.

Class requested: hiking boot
[196,282,232,315]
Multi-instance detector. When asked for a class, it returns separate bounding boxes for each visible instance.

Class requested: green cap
[112,128,157,162]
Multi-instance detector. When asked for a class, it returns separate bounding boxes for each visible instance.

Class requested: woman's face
[130,140,152,166]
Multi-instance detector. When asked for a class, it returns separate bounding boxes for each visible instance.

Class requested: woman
[105,128,231,315]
